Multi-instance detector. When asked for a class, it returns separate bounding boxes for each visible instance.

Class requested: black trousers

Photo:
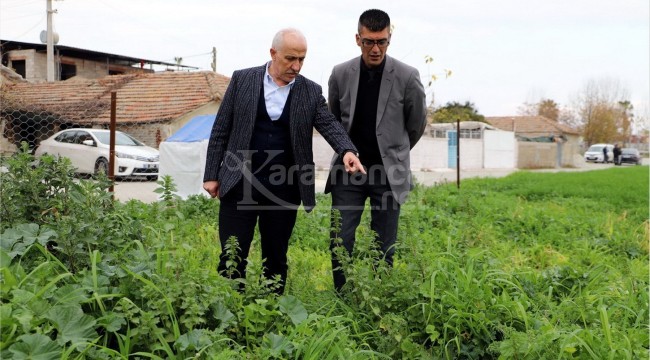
[329,165,400,292]
[217,177,300,294]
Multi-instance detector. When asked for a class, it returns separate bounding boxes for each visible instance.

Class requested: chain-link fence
[1,77,161,193]
[1,70,228,204]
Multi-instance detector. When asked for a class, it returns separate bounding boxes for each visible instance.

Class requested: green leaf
[1,266,18,294]
[52,284,89,306]
[14,223,41,246]
[278,295,308,325]
[211,301,235,332]
[8,334,62,360]
[1,227,23,252]
[96,311,126,332]
[0,248,13,266]
[45,305,97,346]
[174,329,213,352]
[264,333,294,357]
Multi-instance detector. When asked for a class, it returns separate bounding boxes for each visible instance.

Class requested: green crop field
[2,148,648,359]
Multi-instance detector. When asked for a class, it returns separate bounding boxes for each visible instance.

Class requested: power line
[1,0,43,10]
[161,52,212,62]
[2,14,46,41]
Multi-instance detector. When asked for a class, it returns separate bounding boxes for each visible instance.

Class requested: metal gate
[447,130,457,168]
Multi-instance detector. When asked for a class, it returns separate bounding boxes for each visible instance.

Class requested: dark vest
[249,87,294,179]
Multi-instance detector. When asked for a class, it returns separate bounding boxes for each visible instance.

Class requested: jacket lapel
[348,61,360,129]
[289,76,306,152]
[244,66,265,137]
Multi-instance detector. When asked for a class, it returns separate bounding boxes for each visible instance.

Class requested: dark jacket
[204,64,357,211]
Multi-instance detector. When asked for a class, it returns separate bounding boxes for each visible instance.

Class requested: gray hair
[271,28,306,49]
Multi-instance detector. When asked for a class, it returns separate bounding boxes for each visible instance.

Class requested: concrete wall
[517,139,581,169]
[517,142,557,168]
[115,123,165,148]
[6,50,151,83]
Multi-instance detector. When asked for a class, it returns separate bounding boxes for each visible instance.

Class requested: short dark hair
[358,9,390,33]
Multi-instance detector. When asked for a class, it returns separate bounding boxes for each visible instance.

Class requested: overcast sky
[2,0,648,119]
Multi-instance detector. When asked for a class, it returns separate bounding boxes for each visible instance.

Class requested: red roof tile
[485,116,580,135]
[1,71,230,124]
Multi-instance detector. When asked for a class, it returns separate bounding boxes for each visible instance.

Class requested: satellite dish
[40,30,59,44]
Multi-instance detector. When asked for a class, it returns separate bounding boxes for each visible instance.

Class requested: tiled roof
[485,116,580,135]
[1,71,230,124]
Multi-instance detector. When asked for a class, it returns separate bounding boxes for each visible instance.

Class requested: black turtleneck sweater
[350,57,385,167]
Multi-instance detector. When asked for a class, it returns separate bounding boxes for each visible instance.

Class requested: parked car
[34,128,159,180]
[583,143,614,163]
[617,148,642,165]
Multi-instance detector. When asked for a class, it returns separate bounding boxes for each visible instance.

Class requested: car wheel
[95,158,109,176]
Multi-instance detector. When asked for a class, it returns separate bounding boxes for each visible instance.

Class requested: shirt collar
[265,61,295,88]
[359,56,386,73]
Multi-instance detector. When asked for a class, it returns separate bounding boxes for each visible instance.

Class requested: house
[312,121,517,171]
[421,121,516,170]
[485,116,581,168]
[0,39,193,82]
[0,71,230,153]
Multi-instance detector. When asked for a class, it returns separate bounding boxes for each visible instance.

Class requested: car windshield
[621,148,637,154]
[92,132,144,146]
[587,145,604,152]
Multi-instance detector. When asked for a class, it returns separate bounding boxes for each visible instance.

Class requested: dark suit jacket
[204,64,357,212]
[326,55,427,204]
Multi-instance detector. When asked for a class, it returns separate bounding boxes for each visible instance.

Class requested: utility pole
[46,0,58,82]
[211,47,217,72]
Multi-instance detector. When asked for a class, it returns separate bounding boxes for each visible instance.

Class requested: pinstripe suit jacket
[203,64,357,212]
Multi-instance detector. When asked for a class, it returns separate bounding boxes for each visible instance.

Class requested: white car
[34,128,159,180]
[583,143,614,163]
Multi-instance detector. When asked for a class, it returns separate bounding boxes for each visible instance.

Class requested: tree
[518,98,561,121]
[423,55,452,108]
[615,100,633,143]
[538,99,560,121]
[430,101,485,124]
[573,78,631,146]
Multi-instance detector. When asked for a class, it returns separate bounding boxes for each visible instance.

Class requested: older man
[203,28,364,294]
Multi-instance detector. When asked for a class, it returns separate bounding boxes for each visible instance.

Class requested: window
[60,63,77,80]
[74,131,92,144]
[55,131,77,143]
[434,130,447,138]
[458,129,482,139]
[11,60,26,78]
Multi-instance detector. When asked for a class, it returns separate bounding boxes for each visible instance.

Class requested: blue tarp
[166,114,216,142]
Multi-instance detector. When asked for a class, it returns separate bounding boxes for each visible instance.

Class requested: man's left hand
[343,152,366,175]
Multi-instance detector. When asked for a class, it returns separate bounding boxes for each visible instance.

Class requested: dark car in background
[617,148,642,165]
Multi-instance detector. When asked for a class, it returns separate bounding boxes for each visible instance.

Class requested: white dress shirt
[264,62,294,121]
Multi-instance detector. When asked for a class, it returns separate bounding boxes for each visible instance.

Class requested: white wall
[411,137,447,170]
[484,130,517,168]
[459,139,484,169]
[313,130,516,171]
